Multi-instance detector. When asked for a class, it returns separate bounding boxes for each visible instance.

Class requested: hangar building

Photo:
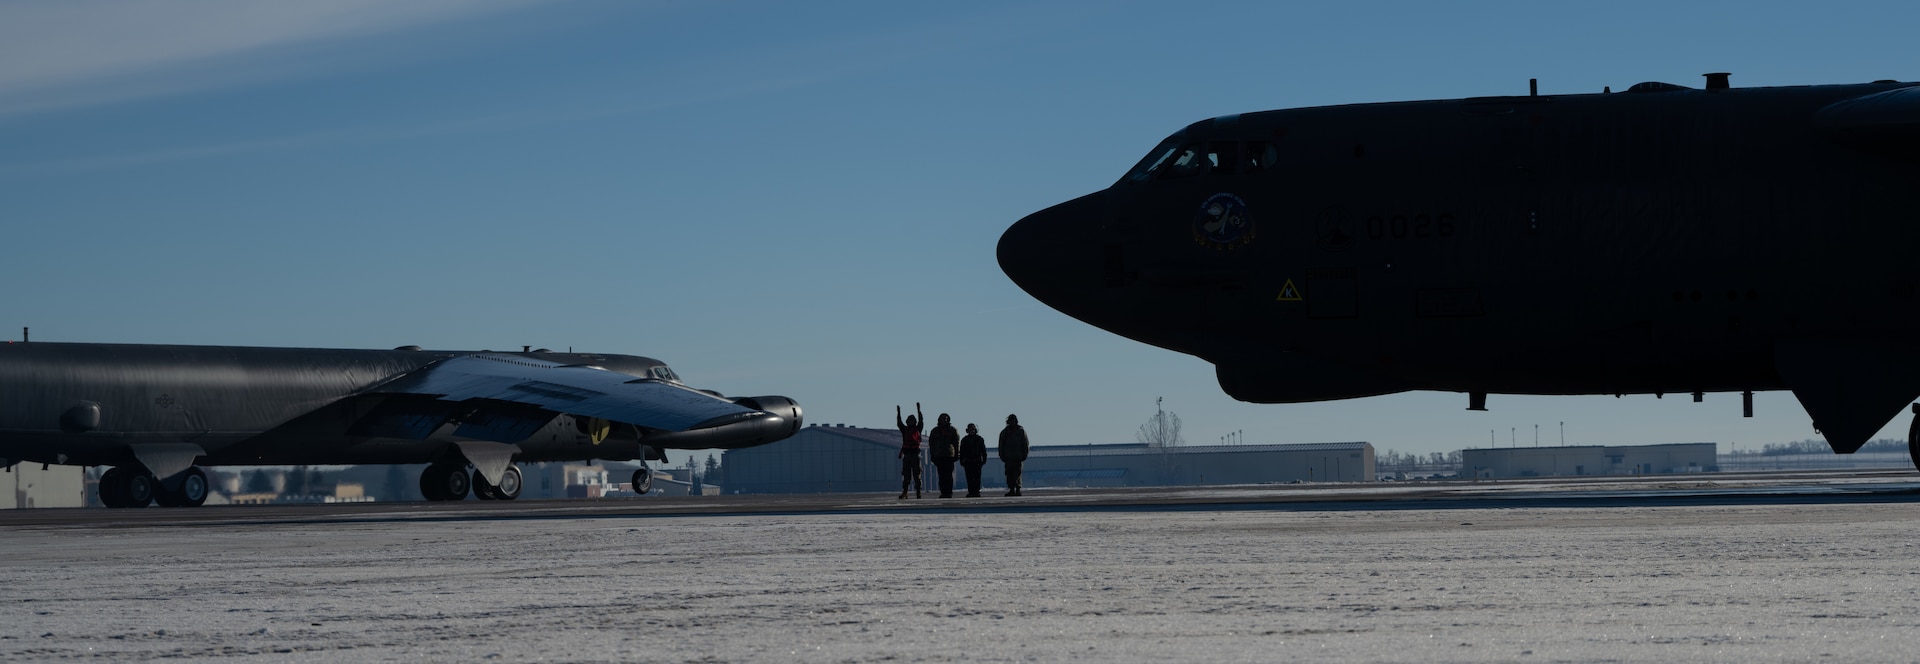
[721,425,906,494]
[1462,443,1717,478]
[722,424,1373,494]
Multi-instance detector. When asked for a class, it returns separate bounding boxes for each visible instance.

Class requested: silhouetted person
[928,413,959,498]
[896,403,924,499]
[959,423,987,497]
[998,413,1029,496]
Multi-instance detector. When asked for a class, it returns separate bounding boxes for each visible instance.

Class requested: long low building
[3,463,85,509]
[1462,443,1718,478]
[722,424,1373,494]
[1020,441,1373,487]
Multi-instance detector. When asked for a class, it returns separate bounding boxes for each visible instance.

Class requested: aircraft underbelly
[0,430,255,467]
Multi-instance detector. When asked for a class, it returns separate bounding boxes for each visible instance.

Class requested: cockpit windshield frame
[1123,133,1187,183]
[1123,131,1281,184]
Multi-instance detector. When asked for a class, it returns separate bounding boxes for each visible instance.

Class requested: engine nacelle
[641,395,803,450]
[732,395,803,430]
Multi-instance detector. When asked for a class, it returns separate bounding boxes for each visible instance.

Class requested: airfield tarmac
[6,471,1920,662]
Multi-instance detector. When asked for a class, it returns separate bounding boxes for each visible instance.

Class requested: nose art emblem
[1193,193,1254,249]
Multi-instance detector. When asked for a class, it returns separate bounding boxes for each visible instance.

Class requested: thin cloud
[0,76,822,177]
[0,0,549,118]
[0,2,1109,175]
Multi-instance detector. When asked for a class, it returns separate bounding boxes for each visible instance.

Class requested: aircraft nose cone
[997,192,1105,313]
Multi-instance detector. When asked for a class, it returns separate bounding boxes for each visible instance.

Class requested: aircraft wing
[371,353,760,432]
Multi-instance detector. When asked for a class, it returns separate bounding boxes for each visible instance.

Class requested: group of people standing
[895,403,1028,498]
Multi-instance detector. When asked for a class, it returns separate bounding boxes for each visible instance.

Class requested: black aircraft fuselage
[0,342,802,506]
[999,77,1920,456]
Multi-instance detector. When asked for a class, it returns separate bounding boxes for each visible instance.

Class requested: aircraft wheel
[99,467,128,508]
[631,467,652,495]
[471,469,499,500]
[159,467,209,507]
[418,467,444,501]
[420,464,469,501]
[438,464,470,500]
[495,465,522,501]
[121,469,157,508]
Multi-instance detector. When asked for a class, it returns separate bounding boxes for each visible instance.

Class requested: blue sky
[2,0,1916,458]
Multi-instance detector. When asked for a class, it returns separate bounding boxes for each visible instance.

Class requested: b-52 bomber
[999,74,1920,466]
[0,342,802,507]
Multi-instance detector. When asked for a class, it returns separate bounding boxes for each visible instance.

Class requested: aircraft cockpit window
[1126,136,1183,182]
[1162,144,1213,178]
[650,366,680,382]
[1127,142,1210,180]
[1129,139,1265,181]
[1244,141,1279,172]
[1206,141,1239,175]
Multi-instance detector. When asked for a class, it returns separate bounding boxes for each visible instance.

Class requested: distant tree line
[1729,438,1906,456]
[679,454,727,490]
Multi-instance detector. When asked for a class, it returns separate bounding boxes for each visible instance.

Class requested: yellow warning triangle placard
[1276,279,1303,301]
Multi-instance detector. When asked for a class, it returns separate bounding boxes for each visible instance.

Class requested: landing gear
[153,467,209,507]
[419,463,470,501]
[632,464,652,495]
[470,465,523,501]
[472,469,497,500]
[98,466,157,508]
[99,467,124,507]
[495,465,521,500]
[421,460,522,502]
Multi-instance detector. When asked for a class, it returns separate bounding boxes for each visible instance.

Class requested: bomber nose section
[997,192,1108,319]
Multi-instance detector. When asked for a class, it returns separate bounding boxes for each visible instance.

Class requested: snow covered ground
[5,492,1920,662]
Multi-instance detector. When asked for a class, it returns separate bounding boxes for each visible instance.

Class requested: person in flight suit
[896,403,925,499]
[998,413,1030,497]
[928,413,960,498]
[959,423,987,497]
